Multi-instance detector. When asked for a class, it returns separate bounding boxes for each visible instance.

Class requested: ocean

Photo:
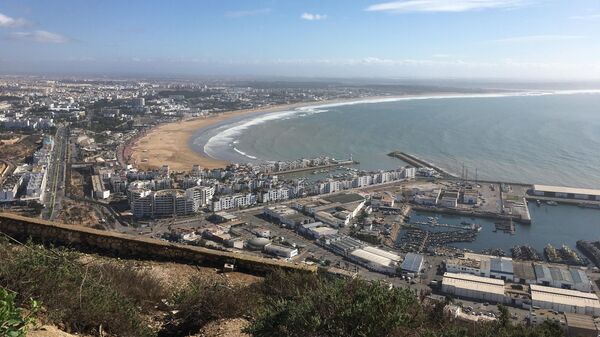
[193,90,600,188]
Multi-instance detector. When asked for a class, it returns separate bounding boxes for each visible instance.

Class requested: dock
[387,151,457,178]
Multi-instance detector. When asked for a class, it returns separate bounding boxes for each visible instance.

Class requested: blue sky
[1,0,599,79]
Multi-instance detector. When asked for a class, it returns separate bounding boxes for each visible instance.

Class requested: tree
[497,304,510,328]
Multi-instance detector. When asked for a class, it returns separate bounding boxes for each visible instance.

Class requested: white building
[530,285,600,316]
[442,272,507,304]
[211,193,257,212]
[349,247,401,274]
[264,243,298,258]
[258,187,290,203]
[445,258,490,278]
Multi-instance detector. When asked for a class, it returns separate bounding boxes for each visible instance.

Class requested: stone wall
[0,212,317,274]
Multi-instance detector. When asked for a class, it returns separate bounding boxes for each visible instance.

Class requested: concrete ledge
[0,212,317,274]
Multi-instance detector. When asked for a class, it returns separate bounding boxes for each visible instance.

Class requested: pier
[387,151,457,178]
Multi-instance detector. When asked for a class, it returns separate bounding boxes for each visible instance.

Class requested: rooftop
[401,252,425,272]
[321,193,365,204]
[443,272,505,295]
[530,285,600,309]
[533,184,600,197]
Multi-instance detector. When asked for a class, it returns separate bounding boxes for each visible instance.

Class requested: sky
[1,0,600,79]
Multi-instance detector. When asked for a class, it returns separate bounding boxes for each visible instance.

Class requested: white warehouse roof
[350,249,396,268]
[530,285,600,310]
[443,272,506,296]
[533,184,600,197]
[362,246,402,262]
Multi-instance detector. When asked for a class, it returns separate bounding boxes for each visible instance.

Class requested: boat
[536,200,541,206]
[546,201,558,206]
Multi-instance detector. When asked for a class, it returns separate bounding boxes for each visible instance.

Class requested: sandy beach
[128,92,489,172]
[129,101,333,171]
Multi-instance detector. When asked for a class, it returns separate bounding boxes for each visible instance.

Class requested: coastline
[129,88,600,172]
[129,97,378,171]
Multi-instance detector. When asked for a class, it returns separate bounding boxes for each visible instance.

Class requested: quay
[275,160,359,175]
[387,151,457,178]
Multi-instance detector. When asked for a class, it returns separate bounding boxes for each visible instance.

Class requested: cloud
[7,30,71,43]
[0,12,29,27]
[300,13,327,21]
[366,0,531,13]
[492,35,585,43]
[569,14,600,20]
[225,8,271,18]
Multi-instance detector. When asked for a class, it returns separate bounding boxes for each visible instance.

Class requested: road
[41,126,68,220]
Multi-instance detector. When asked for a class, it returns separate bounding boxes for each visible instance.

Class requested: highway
[41,126,68,220]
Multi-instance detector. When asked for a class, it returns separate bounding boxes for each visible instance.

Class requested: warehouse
[530,285,600,316]
[400,253,424,276]
[534,264,592,292]
[532,185,600,201]
[263,205,310,228]
[442,272,507,304]
[446,257,490,277]
[349,248,399,274]
[513,261,537,284]
[362,246,402,263]
[489,257,514,281]
[307,226,338,239]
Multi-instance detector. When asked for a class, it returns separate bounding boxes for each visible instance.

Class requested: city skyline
[1,0,600,79]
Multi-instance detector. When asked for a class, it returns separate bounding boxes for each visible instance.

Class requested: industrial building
[400,252,424,276]
[349,248,400,274]
[442,273,508,304]
[530,285,600,316]
[532,184,600,201]
[446,257,490,277]
[448,254,593,292]
[264,243,298,259]
[442,272,600,316]
[263,205,310,228]
[534,264,593,292]
[299,222,338,239]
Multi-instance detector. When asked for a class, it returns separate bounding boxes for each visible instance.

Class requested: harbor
[399,203,600,256]
[274,159,359,175]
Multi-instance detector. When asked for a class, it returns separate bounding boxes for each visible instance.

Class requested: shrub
[0,287,39,337]
[0,240,160,337]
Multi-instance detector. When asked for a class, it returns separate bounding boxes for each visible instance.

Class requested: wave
[202,89,600,162]
[233,147,257,160]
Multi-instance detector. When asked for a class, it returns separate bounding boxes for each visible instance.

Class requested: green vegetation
[0,238,161,336]
[0,239,565,337]
[0,287,39,337]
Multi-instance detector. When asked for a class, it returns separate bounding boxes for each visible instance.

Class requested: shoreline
[129,97,380,171]
[129,88,600,172]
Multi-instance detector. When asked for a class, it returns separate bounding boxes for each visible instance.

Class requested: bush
[0,240,161,337]
[247,275,423,337]
[0,287,39,337]
[158,276,261,337]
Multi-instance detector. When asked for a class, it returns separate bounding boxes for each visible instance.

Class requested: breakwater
[387,151,457,178]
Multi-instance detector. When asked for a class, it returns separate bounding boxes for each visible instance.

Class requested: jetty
[387,151,457,178]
